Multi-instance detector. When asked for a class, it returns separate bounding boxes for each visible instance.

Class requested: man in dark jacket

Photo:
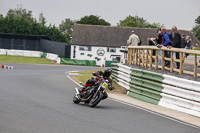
[170,26,182,69]
[181,35,187,48]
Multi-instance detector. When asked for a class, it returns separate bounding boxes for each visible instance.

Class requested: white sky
[0,0,200,30]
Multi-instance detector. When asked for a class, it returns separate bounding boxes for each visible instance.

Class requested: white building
[70,45,127,66]
[71,24,129,66]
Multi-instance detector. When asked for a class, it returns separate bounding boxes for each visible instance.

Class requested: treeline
[0,7,69,43]
[0,6,199,44]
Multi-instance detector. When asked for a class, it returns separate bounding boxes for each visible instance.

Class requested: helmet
[103,68,112,78]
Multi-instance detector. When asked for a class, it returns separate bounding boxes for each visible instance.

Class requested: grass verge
[0,55,54,64]
[189,47,200,56]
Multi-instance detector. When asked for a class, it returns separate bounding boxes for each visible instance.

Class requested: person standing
[161,27,171,66]
[170,26,182,69]
[181,35,187,48]
[185,35,191,58]
[157,29,163,66]
[127,31,140,46]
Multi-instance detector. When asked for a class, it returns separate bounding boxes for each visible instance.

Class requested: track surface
[0,63,199,133]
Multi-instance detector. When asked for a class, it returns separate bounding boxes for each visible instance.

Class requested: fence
[111,63,200,117]
[0,34,70,58]
[127,46,200,77]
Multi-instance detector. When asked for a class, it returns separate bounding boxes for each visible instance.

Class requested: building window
[79,46,92,51]
[107,47,116,53]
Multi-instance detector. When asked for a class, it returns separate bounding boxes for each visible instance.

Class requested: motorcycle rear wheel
[89,92,103,107]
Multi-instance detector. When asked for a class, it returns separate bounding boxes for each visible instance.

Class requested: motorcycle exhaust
[75,87,80,94]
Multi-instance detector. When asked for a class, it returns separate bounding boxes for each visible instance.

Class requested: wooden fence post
[155,49,158,69]
[170,51,173,72]
[194,54,197,77]
[162,50,165,70]
[135,49,138,65]
[145,49,149,68]
[132,49,135,64]
[149,49,153,70]
[128,48,131,65]
[142,49,145,67]
[179,52,183,75]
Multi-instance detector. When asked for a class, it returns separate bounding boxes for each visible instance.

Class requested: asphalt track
[0,63,199,133]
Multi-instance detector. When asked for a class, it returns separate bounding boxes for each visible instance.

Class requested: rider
[79,68,114,99]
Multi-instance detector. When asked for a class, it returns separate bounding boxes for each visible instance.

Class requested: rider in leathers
[79,68,114,100]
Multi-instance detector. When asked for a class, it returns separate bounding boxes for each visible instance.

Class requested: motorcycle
[73,76,110,107]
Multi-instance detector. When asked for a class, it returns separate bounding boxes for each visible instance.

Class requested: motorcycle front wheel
[73,96,80,104]
[89,92,103,107]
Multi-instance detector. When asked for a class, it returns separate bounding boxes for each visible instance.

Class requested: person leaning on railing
[169,26,182,69]
[185,35,192,58]
[161,27,171,67]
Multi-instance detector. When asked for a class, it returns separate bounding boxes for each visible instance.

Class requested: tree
[192,16,200,41]
[0,6,68,43]
[118,15,163,28]
[38,13,47,26]
[59,18,75,44]
[76,15,111,26]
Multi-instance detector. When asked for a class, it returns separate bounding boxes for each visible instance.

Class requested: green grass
[193,47,200,50]
[0,55,54,64]
[188,47,200,56]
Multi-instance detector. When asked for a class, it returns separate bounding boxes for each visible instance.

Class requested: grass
[188,47,200,56]
[72,69,120,91]
[0,55,54,64]
[193,47,200,50]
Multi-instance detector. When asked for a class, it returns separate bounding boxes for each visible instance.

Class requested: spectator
[192,43,198,49]
[127,30,140,46]
[161,27,171,66]
[147,37,157,62]
[185,35,191,58]
[170,26,182,69]
[181,35,187,48]
[147,37,157,46]
[157,30,163,45]
[156,29,163,66]
[138,36,142,46]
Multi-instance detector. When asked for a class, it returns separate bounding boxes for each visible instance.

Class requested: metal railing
[127,46,200,77]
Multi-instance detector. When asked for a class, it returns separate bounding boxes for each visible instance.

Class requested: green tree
[0,6,68,43]
[38,13,47,26]
[118,15,163,28]
[192,16,200,41]
[76,15,111,26]
[59,18,75,44]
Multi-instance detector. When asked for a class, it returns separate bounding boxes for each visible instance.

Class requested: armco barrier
[111,63,200,117]
[60,58,96,66]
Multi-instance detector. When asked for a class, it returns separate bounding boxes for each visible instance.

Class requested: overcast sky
[0,0,200,30]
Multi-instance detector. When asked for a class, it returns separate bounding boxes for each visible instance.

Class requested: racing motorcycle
[73,76,110,107]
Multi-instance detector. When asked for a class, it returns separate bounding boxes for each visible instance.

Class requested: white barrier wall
[111,63,200,117]
[0,49,7,55]
[46,53,58,61]
[0,49,59,62]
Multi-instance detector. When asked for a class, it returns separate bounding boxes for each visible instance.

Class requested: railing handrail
[128,46,200,54]
[127,46,200,77]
